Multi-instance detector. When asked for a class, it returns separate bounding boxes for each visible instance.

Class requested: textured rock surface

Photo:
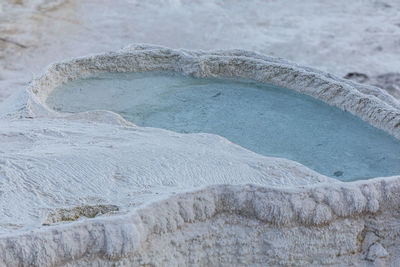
[345,72,400,99]
[0,44,399,266]
[2,0,400,102]
[2,183,400,266]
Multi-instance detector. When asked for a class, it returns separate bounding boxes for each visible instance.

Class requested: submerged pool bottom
[46,71,400,181]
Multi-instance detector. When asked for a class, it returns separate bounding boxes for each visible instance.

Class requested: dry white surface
[1,0,400,102]
[0,44,399,266]
[1,0,400,265]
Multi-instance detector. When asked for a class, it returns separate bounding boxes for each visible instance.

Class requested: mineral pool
[46,71,400,181]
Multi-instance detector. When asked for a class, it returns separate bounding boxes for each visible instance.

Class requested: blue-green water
[46,72,400,181]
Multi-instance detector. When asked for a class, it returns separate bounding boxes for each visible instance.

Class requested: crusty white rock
[0,44,399,266]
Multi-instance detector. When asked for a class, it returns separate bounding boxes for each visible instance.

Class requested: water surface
[46,72,400,181]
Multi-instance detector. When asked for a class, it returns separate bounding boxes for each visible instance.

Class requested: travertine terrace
[0,44,399,266]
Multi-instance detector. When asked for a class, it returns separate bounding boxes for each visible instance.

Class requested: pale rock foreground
[0,44,400,266]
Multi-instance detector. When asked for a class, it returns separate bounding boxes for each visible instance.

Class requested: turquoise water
[46,72,400,181]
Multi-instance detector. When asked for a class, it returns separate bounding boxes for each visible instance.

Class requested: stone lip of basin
[3,43,400,138]
[0,44,400,266]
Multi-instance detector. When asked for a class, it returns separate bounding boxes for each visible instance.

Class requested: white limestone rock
[366,243,389,261]
[0,44,399,266]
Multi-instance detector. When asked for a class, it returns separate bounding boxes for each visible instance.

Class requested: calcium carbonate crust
[2,180,400,266]
[7,43,399,138]
[1,44,400,266]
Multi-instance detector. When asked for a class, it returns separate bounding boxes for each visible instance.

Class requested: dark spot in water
[317,143,323,146]
[212,92,222,98]
[334,171,344,177]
